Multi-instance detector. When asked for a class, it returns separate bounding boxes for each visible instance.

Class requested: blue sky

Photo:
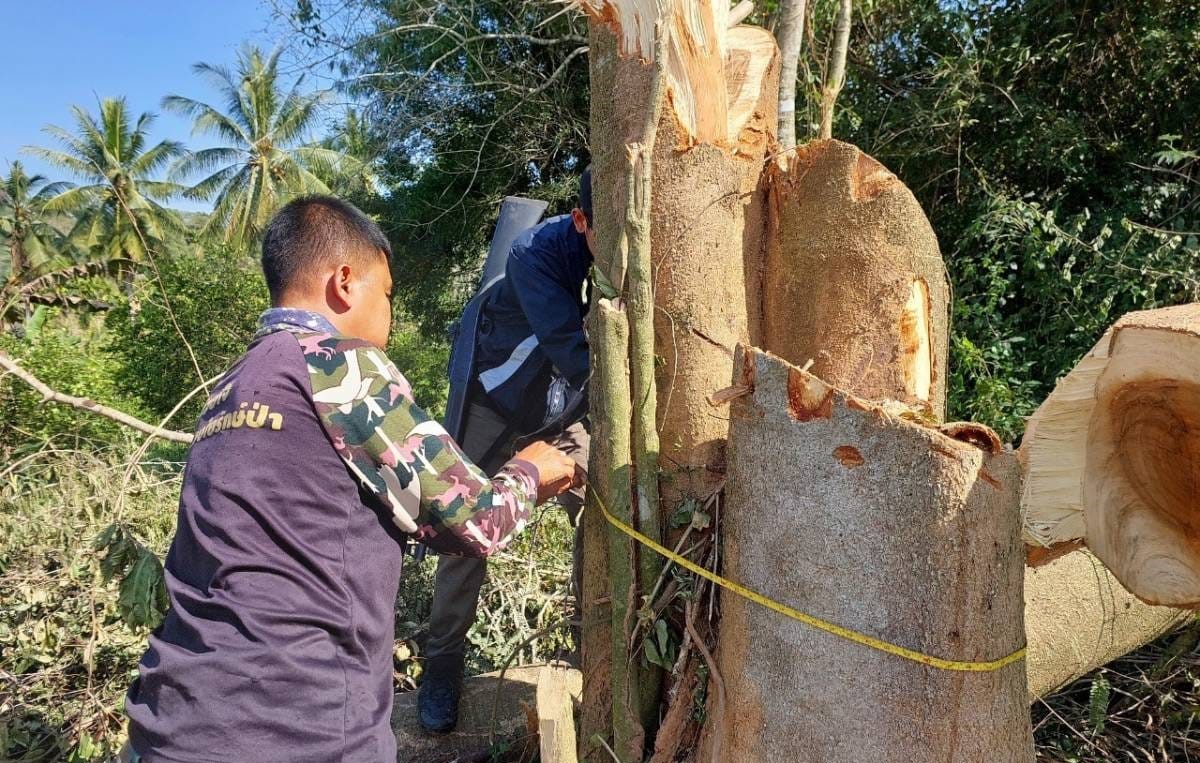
[0,1,299,211]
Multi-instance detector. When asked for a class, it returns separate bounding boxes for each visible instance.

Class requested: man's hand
[512,441,578,504]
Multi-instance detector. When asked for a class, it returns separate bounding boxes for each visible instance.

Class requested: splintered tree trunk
[763,139,951,418]
[582,4,778,758]
[712,348,1034,762]
[586,0,779,503]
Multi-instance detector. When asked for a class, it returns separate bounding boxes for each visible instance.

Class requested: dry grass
[1034,621,1200,762]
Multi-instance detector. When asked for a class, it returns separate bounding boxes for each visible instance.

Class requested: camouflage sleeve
[297,332,538,557]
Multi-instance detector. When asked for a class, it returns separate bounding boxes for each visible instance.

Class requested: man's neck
[273,295,348,334]
[260,303,341,336]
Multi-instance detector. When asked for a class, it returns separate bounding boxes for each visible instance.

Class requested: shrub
[0,308,144,457]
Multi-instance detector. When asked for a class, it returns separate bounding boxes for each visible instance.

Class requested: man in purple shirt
[120,196,577,763]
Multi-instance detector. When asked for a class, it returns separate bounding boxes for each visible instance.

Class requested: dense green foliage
[0,312,144,454]
[106,247,269,422]
[292,0,591,331]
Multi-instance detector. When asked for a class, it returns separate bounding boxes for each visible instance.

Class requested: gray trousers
[424,400,588,660]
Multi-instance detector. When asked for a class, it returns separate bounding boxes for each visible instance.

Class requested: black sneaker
[418,653,465,733]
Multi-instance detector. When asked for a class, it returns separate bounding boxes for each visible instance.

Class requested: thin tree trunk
[589,299,643,760]
[625,25,668,728]
[775,0,808,151]
[819,0,852,139]
[10,238,28,285]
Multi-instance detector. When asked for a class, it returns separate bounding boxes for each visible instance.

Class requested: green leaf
[1088,675,1111,733]
[592,264,619,300]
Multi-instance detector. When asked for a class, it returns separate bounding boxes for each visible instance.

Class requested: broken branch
[0,350,193,444]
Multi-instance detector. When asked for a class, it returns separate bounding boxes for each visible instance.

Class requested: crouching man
[119,196,577,763]
[419,169,594,732]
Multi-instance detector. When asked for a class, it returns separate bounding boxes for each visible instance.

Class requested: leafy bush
[0,309,145,456]
[106,246,269,425]
[0,452,180,763]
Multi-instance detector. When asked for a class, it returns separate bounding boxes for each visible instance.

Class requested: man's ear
[328,264,355,311]
[571,208,589,234]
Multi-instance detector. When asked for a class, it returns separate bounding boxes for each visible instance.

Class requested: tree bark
[587,298,642,760]
[775,0,808,151]
[1025,549,1189,698]
[9,238,28,285]
[586,2,779,506]
[581,4,779,757]
[762,139,951,419]
[711,347,1034,762]
[819,0,852,139]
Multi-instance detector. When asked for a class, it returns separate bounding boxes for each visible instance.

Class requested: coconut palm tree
[0,161,71,285]
[26,97,185,265]
[164,45,359,248]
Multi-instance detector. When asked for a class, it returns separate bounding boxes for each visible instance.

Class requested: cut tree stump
[392,664,581,763]
[711,347,1034,762]
[762,139,951,419]
[538,663,583,763]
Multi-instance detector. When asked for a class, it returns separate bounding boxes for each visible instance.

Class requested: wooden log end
[1083,309,1200,607]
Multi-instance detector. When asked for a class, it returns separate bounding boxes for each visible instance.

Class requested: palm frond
[137,180,186,202]
[131,139,188,177]
[273,91,329,145]
[163,95,251,145]
[31,181,76,204]
[43,184,104,214]
[24,146,97,180]
[168,147,243,183]
[181,163,243,202]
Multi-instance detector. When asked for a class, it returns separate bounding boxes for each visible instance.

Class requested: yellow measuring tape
[596,496,1027,673]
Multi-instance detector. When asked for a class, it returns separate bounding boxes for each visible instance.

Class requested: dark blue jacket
[475,214,591,420]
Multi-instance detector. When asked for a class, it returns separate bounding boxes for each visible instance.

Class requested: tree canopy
[164,45,359,250]
[27,98,185,266]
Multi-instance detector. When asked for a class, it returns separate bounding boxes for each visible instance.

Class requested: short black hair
[261,195,392,302]
[578,166,593,227]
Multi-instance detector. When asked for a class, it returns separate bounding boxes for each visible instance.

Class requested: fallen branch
[0,350,194,444]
